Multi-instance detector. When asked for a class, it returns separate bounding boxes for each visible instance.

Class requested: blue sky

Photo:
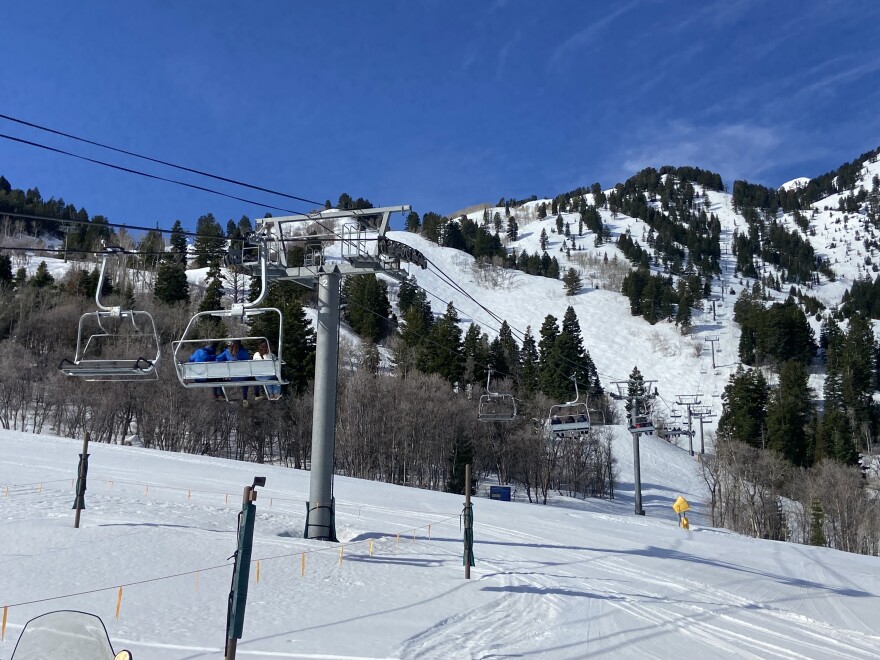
[1,0,879,232]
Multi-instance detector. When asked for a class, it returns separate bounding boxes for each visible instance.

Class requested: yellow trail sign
[672,496,690,513]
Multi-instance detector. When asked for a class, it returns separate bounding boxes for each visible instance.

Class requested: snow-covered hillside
[4,429,880,659]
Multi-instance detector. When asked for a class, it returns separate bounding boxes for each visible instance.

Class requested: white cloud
[547,1,641,72]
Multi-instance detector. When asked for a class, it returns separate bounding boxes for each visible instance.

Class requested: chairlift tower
[246,206,418,541]
[691,405,715,455]
[611,379,657,516]
[675,394,702,456]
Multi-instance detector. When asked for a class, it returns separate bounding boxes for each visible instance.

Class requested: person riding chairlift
[214,339,250,402]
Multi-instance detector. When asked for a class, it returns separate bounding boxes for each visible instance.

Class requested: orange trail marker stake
[413,530,416,543]
[4,485,8,497]
[301,553,305,577]
[338,546,344,565]
[369,540,374,557]
[2,605,7,641]
[195,571,200,592]
[144,485,149,497]
[115,586,123,621]
[256,560,261,583]
[38,482,42,494]
[396,533,400,548]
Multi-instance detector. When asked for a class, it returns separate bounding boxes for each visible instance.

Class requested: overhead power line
[0,112,325,207]
[0,132,312,216]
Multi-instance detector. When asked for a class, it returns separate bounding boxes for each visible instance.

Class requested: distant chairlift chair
[171,250,287,400]
[478,369,517,422]
[59,251,160,381]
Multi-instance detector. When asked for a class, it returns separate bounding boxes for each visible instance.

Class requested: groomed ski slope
[3,429,880,659]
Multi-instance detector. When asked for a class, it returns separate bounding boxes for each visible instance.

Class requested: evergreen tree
[765,360,813,466]
[405,211,421,233]
[193,213,226,267]
[28,261,54,288]
[342,274,391,343]
[539,228,549,251]
[154,259,190,304]
[169,220,187,260]
[625,366,648,418]
[507,216,519,241]
[0,254,12,286]
[418,302,464,384]
[519,326,540,396]
[809,498,826,546]
[538,315,569,399]
[446,431,474,495]
[463,323,490,386]
[497,321,520,382]
[718,366,769,448]
[562,267,582,295]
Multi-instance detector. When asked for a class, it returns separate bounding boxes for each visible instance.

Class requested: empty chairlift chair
[478,369,516,422]
[59,252,160,381]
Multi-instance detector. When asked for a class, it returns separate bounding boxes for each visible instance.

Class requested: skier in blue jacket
[213,339,251,402]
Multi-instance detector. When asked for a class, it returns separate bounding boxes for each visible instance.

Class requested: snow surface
[3,429,880,659]
[779,177,811,192]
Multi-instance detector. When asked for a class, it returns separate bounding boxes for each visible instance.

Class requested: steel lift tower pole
[308,269,341,540]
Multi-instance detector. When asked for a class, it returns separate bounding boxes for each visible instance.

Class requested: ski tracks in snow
[397,520,880,658]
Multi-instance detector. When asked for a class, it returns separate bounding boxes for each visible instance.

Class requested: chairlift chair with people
[547,375,591,438]
[59,250,160,381]
[478,368,517,422]
[171,248,287,399]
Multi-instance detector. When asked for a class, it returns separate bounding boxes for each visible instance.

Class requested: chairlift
[627,397,655,434]
[587,394,606,426]
[629,414,655,434]
[547,375,591,438]
[171,247,287,399]
[59,252,160,381]
[478,369,516,422]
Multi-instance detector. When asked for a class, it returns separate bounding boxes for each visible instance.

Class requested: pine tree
[718,366,769,448]
[809,498,826,546]
[562,268,582,295]
[538,315,568,399]
[0,254,12,286]
[626,366,648,417]
[418,302,464,384]
[28,261,54,288]
[342,274,391,343]
[169,220,187,260]
[765,360,813,466]
[463,323,490,386]
[540,228,549,251]
[154,260,190,304]
[193,213,226,268]
[519,326,540,396]
[405,211,421,232]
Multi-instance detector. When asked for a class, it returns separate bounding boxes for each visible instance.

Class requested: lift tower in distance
[245,205,422,541]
